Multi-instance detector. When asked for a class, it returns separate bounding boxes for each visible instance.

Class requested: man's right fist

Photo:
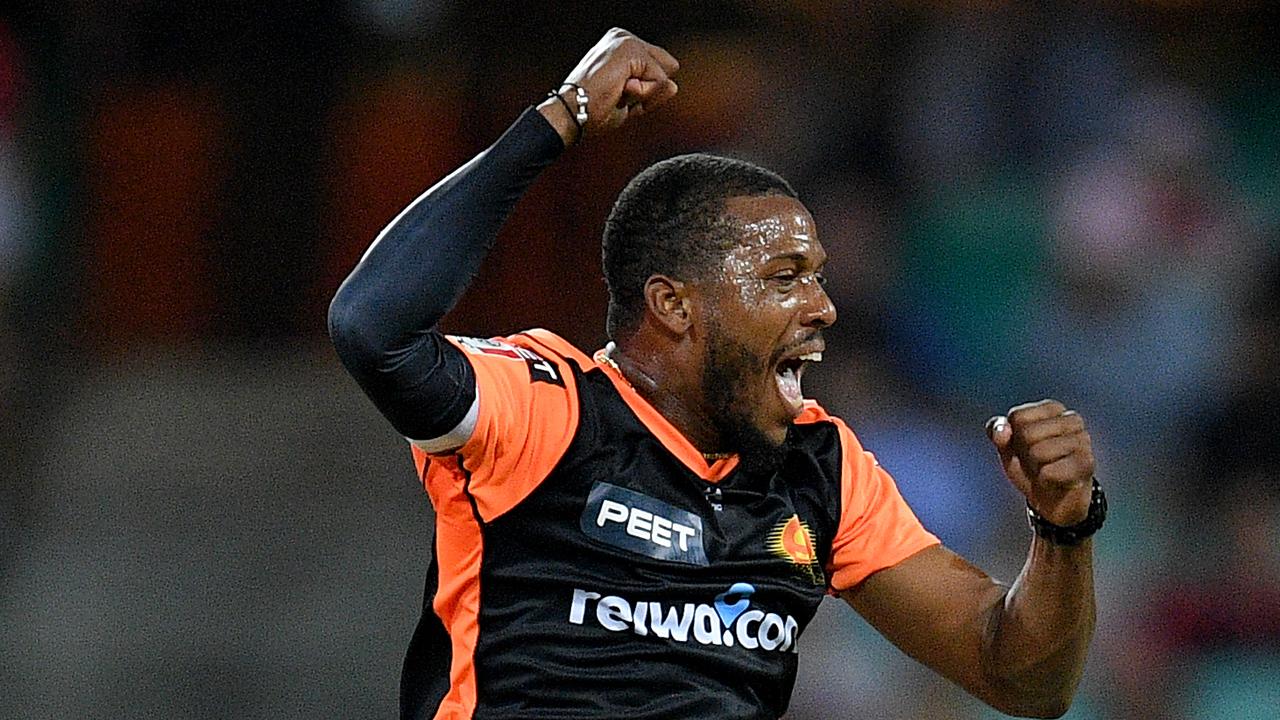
[538,28,680,145]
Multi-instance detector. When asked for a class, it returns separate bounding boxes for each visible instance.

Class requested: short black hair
[602,153,798,339]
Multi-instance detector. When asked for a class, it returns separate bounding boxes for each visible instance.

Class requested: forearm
[327,107,564,438]
[983,538,1096,717]
[329,106,564,348]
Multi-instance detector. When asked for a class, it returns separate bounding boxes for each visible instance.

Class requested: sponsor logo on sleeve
[581,481,708,566]
[449,335,564,386]
[767,514,825,585]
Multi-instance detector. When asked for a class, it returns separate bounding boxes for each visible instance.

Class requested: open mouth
[774,351,823,415]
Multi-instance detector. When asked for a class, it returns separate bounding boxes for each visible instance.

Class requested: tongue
[776,366,803,411]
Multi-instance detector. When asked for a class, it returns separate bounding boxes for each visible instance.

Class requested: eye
[768,272,800,291]
[767,270,825,292]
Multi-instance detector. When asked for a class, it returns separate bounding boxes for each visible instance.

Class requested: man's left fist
[986,399,1095,526]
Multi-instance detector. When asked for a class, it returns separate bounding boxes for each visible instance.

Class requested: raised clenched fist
[538,28,680,145]
[987,399,1096,527]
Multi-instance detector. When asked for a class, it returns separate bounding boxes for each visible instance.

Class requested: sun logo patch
[768,515,824,585]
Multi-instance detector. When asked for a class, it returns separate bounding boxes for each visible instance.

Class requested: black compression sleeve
[328,107,565,440]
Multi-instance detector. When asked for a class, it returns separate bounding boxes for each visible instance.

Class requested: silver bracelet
[562,83,588,126]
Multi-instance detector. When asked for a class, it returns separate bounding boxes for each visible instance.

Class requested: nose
[804,282,837,329]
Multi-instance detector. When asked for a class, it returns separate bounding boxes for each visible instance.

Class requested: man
[329,29,1102,720]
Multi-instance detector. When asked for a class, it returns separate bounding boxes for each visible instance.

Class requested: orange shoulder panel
[519,328,595,370]
[433,330,582,522]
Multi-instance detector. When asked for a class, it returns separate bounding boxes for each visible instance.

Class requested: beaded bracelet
[560,82,589,126]
[545,89,583,142]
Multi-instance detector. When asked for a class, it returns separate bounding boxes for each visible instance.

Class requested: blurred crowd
[3,2,1277,718]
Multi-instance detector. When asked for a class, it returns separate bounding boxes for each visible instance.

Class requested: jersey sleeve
[409,331,581,522]
[826,419,940,592]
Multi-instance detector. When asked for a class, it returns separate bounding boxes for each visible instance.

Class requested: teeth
[797,352,823,362]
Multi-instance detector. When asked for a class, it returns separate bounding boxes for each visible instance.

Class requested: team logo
[449,335,564,386]
[767,515,824,585]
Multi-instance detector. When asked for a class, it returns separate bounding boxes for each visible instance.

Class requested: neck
[604,341,725,455]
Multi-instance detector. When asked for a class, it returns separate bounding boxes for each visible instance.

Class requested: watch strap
[1026,477,1106,546]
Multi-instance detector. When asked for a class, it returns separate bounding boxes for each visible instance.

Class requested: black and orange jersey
[398,329,939,720]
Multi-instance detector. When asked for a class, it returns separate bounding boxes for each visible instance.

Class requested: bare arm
[844,540,1094,717]
[843,400,1098,718]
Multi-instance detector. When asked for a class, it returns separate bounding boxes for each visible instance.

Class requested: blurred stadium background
[2,1,1278,718]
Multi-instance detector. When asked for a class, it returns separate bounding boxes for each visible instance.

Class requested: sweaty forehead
[721,195,824,267]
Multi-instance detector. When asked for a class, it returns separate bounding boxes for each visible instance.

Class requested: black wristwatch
[1026,478,1106,546]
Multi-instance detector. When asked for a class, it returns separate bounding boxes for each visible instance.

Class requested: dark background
[2,1,1278,718]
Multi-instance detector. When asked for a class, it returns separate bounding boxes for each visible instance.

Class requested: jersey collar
[594,347,739,483]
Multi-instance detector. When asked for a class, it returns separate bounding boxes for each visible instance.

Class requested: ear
[642,274,693,335]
